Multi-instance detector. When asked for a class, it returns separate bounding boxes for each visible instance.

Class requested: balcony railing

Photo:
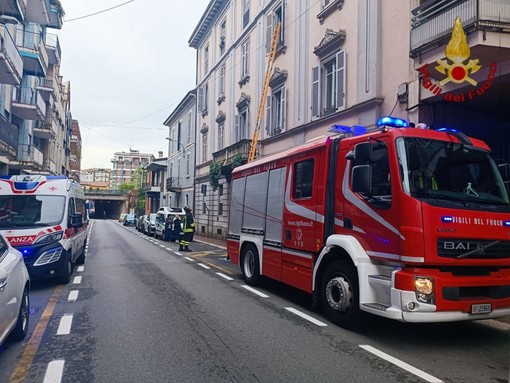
[141,184,161,193]
[166,177,184,191]
[0,116,18,157]
[411,0,510,57]
[212,138,251,164]
[0,25,23,85]
[12,86,46,120]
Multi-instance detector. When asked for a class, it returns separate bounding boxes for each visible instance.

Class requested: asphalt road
[0,219,508,383]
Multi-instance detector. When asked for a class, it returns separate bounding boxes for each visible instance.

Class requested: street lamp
[165,137,185,157]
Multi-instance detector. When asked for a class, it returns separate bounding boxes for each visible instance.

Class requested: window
[219,19,226,55]
[218,121,224,150]
[218,63,226,101]
[293,159,314,199]
[186,152,191,177]
[312,50,345,118]
[202,132,208,162]
[266,85,286,136]
[266,3,285,53]
[218,184,224,215]
[177,158,181,179]
[187,111,192,144]
[241,39,250,80]
[243,0,250,28]
[198,83,209,115]
[235,109,249,142]
[204,45,209,74]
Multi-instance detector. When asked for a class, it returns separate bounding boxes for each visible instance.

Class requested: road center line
[67,290,79,302]
[9,285,64,383]
[241,284,269,298]
[359,345,443,383]
[216,272,234,281]
[285,307,328,327]
[57,314,73,335]
[43,360,65,383]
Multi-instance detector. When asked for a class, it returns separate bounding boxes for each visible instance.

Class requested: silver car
[143,213,157,236]
[0,233,30,345]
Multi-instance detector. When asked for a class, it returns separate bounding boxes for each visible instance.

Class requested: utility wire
[64,0,135,23]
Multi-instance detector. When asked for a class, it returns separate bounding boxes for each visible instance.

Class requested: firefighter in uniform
[179,206,195,252]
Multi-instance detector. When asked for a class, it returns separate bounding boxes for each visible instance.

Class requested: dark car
[123,213,137,226]
[137,215,147,232]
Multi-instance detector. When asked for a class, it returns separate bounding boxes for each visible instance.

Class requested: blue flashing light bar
[377,116,408,128]
[504,221,510,227]
[442,216,453,223]
[330,124,367,136]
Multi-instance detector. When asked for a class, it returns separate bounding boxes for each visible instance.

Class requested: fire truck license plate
[471,304,492,314]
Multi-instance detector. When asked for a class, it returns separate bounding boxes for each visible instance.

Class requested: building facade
[69,118,81,180]
[144,153,167,214]
[188,0,510,239]
[163,89,197,210]
[111,149,153,190]
[0,0,71,176]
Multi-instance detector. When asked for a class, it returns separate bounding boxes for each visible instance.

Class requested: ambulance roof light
[377,116,408,128]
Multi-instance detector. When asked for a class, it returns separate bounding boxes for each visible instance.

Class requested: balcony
[37,77,54,101]
[141,184,161,194]
[212,139,251,164]
[0,0,26,22]
[410,0,510,62]
[44,158,56,173]
[25,0,51,25]
[17,30,49,77]
[12,86,46,121]
[34,116,56,139]
[166,177,183,192]
[45,32,61,65]
[0,116,18,158]
[0,26,22,85]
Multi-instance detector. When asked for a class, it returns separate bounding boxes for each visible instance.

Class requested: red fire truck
[227,117,510,327]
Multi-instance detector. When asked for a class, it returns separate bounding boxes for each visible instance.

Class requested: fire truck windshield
[0,195,66,228]
[396,137,509,207]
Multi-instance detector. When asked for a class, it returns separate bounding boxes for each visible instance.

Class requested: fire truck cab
[228,118,510,327]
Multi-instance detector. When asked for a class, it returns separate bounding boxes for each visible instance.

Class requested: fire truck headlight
[414,277,435,304]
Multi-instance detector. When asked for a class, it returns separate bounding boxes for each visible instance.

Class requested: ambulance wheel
[10,286,29,341]
[241,244,261,286]
[320,260,361,328]
[60,256,73,284]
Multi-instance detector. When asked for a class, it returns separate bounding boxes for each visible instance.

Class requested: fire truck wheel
[321,260,361,327]
[241,244,261,285]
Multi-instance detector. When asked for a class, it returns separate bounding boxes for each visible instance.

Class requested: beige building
[189,0,509,239]
[111,149,153,190]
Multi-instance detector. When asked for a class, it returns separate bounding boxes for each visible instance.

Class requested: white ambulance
[0,175,88,283]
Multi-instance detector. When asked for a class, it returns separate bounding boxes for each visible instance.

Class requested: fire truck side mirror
[352,165,372,194]
[354,142,373,162]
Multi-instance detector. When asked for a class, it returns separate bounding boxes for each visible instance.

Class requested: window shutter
[280,3,285,44]
[312,66,320,118]
[336,50,345,110]
[281,85,286,132]
[266,94,271,134]
[266,14,272,54]
[198,86,204,112]
[235,114,239,142]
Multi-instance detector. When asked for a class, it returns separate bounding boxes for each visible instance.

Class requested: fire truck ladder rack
[247,22,281,163]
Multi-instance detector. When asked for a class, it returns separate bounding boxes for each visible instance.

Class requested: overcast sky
[57,0,210,169]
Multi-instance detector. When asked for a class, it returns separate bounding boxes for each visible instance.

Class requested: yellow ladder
[247,22,281,163]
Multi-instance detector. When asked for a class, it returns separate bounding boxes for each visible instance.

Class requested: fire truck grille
[437,239,510,259]
[443,285,510,301]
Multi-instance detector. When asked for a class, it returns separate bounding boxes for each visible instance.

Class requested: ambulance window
[68,198,75,218]
[293,159,314,199]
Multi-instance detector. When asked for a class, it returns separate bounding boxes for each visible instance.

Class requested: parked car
[123,213,137,226]
[154,207,186,239]
[137,215,147,232]
[143,213,157,236]
[0,233,30,346]
[119,213,127,222]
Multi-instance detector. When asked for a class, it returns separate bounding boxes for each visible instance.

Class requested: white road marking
[165,247,172,251]
[57,314,73,335]
[177,252,184,256]
[359,345,443,383]
[241,285,269,298]
[198,263,211,269]
[43,360,65,383]
[159,244,165,247]
[68,290,79,302]
[216,272,234,281]
[285,307,328,327]
[72,276,82,284]
[184,256,194,261]
[77,266,84,272]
